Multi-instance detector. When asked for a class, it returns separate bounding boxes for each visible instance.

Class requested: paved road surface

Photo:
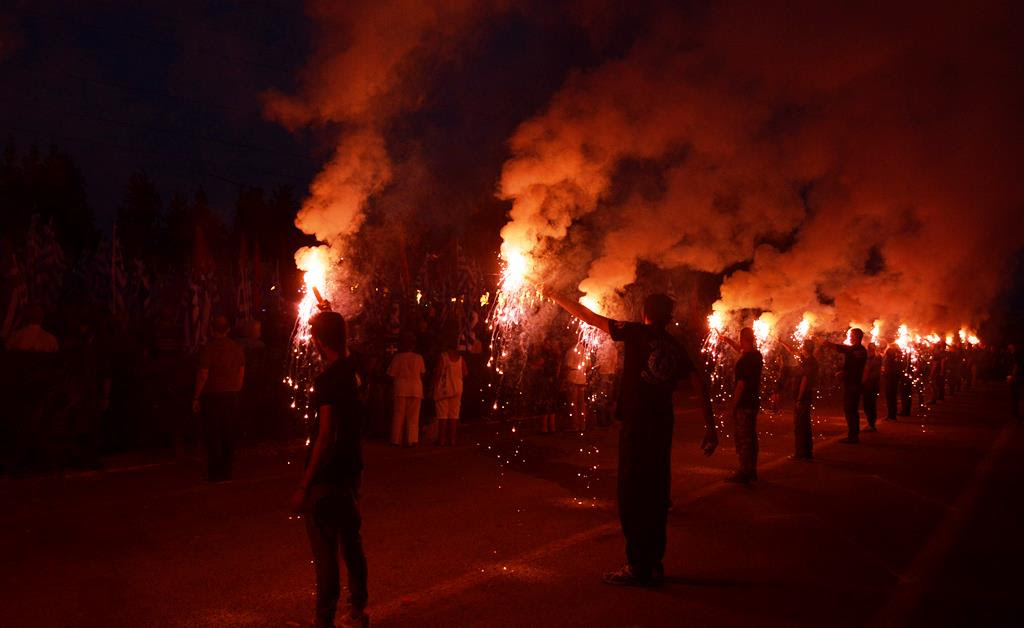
[2,385,1021,627]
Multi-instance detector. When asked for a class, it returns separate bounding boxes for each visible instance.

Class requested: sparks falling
[287,246,333,430]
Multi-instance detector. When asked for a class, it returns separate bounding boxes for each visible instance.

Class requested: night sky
[2,0,1022,331]
[0,1,608,228]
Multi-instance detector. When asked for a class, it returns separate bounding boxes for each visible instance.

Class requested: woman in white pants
[432,339,468,446]
[386,332,425,446]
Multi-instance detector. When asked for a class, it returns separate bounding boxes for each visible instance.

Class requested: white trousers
[391,396,421,445]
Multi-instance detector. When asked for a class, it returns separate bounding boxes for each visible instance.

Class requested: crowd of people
[4,287,1023,627]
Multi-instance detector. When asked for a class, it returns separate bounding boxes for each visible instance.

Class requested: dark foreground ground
[3,385,1022,627]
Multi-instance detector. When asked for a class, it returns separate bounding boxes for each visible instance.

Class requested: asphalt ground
[2,384,1021,627]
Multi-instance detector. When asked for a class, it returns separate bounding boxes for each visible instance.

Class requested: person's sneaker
[338,610,369,627]
[652,562,665,584]
[603,565,659,587]
[838,437,859,444]
[724,472,753,484]
[863,426,877,432]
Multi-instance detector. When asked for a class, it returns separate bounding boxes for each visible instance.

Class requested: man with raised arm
[825,328,868,444]
[543,289,718,586]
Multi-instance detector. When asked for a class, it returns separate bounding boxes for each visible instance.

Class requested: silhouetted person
[780,337,817,459]
[882,342,902,420]
[826,329,867,443]
[929,342,946,403]
[431,334,467,446]
[722,328,762,481]
[292,311,369,628]
[192,315,245,482]
[862,344,882,432]
[544,289,717,586]
[386,332,425,447]
[1009,343,1023,420]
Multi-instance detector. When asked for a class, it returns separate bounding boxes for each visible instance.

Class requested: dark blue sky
[0,1,615,232]
[2,2,322,224]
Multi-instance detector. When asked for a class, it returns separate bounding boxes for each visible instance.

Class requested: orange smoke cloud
[499,1,1024,332]
[264,0,495,309]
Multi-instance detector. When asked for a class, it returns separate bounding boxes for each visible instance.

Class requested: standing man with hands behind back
[292,311,369,628]
[542,286,718,587]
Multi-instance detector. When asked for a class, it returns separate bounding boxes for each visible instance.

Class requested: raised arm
[720,335,741,353]
[543,290,611,335]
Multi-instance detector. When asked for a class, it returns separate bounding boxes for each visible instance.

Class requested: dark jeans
[883,374,899,419]
[593,374,616,427]
[931,374,945,402]
[862,380,879,428]
[617,414,673,578]
[793,400,813,458]
[732,406,759,476]
[899,376,913,416]
[306,482,369,624]
[201,392,238,481]
[843,386,861,441]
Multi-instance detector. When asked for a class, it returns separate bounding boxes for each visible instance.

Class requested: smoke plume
[263,0,493,306]
[500,1,1024,334]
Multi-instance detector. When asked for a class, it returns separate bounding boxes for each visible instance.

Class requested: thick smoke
[500,1,1024,334]
[263,0,492,305]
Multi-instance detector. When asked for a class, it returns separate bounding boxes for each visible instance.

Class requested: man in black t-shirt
[722,328,763,482]
[826,329,868,444]
[545,289,718,587]
[882,342,903,420]
[291,312,369,628]
[862,343,882,432]
[1009,343,1023,419]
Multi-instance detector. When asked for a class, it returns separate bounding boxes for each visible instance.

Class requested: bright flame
[752,316,772,347]
[896,324,912,351]
[295,245,332,328]
[416,289,423,304]
[958,329,967,344]
[870,319,882,346]
[485,248,540,376]
[945,333,954,345]
[503,248,530,291]
[793,312,814,343]
[579,294,601,314]
[707,311,725,333]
